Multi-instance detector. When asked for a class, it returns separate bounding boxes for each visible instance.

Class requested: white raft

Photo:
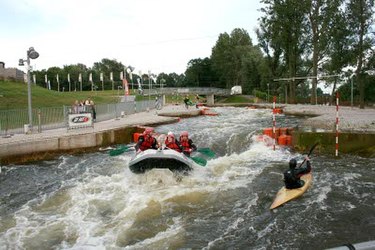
[128,149,194,174]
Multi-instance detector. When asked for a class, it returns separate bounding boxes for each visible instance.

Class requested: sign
[68,113,93,129]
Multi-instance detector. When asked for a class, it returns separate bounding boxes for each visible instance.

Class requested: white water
[1,107,374,249]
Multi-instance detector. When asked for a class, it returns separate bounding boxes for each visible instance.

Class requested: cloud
[0,0,262,74]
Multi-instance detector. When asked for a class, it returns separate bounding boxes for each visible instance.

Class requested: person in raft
[164,132,183,152]
[179,131,197,156]
[283,156,312,189]
[135,127,158,152]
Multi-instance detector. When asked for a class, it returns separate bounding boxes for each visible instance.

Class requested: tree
[184,57,218,87]
[211,28,263,94]
[346,0,375,108]
[307,0,343,104]
[259,0,310,103]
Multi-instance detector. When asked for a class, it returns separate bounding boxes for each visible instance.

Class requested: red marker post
[272,96,277,151]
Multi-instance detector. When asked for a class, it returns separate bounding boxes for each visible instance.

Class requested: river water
[0,107,374,250]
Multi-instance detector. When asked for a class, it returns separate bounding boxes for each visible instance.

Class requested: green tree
[346,0,375,108]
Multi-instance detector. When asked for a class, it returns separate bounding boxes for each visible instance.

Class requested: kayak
[128,149,194,174]
[270,172,312,210]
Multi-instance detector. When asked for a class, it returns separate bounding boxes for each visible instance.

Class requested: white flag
[100,72,103,81]
[45,74,47,83]
[67,73,70,83]
[32,74,36,84]
[120,71,123,80]
[78,73,82,82]
[56,74,59,83]
[110,72,113,81]
[89,72,92,82]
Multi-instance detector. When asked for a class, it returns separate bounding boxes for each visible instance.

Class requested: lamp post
[117,86,122,101]
[351,76,354,109]
[19,47,39,131]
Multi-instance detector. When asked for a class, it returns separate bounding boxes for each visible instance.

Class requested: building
[0,62,25,82]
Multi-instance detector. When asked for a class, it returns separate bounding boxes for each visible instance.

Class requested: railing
[0,100,154,136]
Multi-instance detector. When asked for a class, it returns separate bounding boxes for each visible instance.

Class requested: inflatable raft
[128,149,194,174]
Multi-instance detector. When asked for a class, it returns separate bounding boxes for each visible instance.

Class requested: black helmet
[289,158,297,169]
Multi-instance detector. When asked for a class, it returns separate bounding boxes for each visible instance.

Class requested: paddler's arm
[135,136,144,151]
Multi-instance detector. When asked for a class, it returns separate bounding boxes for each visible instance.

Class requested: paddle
[109,145,133,156]
[190,156,207,166]
[297,142,319,168]
[197,148,215,158]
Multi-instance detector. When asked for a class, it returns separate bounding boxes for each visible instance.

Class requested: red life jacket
[139,136,155,151]
[180,138,190,149]
[165,140,181,152]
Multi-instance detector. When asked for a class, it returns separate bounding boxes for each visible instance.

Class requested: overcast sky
[1,0,263,74]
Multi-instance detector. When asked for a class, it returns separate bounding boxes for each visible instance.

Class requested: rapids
[0,107,374,249]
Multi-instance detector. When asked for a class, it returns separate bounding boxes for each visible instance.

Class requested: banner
[100,72,103,81]
[78,73,82,83]
[32,74,36,84]
[110,72,113,81]
[120,71,123,80]
[45,74,48,88]
[89,72,92,82]
[56,74,59,83]
[68,113,93,129]
[67,73,70,83]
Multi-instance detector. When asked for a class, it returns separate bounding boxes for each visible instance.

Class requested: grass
[0,80,209,110]
[220,95,254,103]
[0,80,144,110]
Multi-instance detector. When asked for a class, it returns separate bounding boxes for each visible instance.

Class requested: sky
[0,0,263,75]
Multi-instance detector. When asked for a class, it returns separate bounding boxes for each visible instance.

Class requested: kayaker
[283,156,311,189]
[164,132,182,152]
[135,127,158,152]
[179,131,197,156]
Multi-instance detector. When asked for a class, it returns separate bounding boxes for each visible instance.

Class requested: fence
[0,100,154,136]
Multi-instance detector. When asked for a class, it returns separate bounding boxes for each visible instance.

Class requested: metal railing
[0,100,155,136]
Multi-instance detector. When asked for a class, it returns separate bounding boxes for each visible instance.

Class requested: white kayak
[128,149,194,174]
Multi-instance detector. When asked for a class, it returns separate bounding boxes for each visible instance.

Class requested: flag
[89,73,92,82]
[32,74,36,84]
[45,74,47,83]
[120,71,123,80]
[137,78,142,91]
[78,73,82,83]
[123,78,129,95]
[67,73,70,83]
[110,72,113,81]
[56,74,59,83]
[100,72,103,81]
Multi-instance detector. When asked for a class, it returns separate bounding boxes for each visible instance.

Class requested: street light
[19,47,39,131]
[117,86,122,101]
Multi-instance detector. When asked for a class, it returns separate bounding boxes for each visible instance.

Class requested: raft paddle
[109,145,133,156]
[190,156,207,166]
[197,148,216,158]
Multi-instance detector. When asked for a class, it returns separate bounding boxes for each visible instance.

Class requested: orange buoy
[280,128,288,135]
[263,128,273,137]
[277,135,288,145]
[273,108,283,114]
[133,132,141,142]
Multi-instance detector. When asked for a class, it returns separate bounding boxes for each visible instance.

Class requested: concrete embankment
[0,107,198,165]
[214,102,375,156]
